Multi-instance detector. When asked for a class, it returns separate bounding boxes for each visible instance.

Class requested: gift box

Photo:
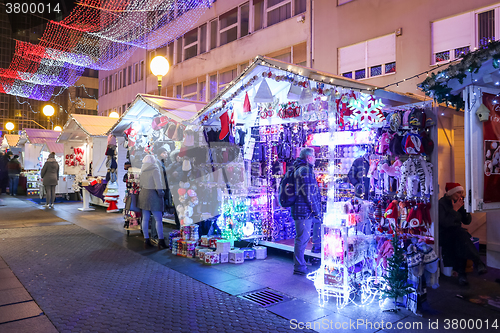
[201,235,209,246]
[90,180,98,186]
[240,247,256,260]
[219,252,229,263]
[216,240,231,254]
[189,225,199,241]
[178,240,186,257]
[209,237,222,249]
[186,241,197,258]
[181,226,191,240]
[228,250,244,264]
[204,252,220,265]
[195,246,203,258]
[198,248,211,260]
[253,246,267,260]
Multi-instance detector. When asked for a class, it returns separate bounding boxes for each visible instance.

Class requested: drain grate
[238,288,292,308]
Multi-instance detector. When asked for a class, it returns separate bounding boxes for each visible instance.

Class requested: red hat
[445,182,464,196]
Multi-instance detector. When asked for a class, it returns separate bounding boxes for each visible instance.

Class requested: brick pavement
[0,225,296,332]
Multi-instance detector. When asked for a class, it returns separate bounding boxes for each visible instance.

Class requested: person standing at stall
[40,152,59,208]
[156,146,179,225]
[439,182,488,286]
[7,154,21,196]
[291,147,323,275]
[138,154,168,250]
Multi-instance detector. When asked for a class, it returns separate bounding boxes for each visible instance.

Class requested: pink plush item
[178,188,187,196]
[187,189,197,197]
[380,158,402,177]
[152,116,162,131]
[376,132,394,155]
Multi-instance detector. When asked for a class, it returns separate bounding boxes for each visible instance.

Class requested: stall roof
[418,41,500,107]
[18,128,60,146]
[44,141,64,154]
[3,134,20,147]
[109,94,206,135]
[57,114,118,142]
[194,55,422,124]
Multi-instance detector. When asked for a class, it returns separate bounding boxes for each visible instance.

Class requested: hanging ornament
[347,95,386,129]
[254,78,274,103]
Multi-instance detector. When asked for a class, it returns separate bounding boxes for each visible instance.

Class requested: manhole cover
[238,288,293,307]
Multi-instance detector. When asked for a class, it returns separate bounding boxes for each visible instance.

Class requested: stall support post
[78,188,95,211]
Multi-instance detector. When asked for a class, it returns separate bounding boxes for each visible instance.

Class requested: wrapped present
[204,252,220,265]
[181,226,191,240]
[209,237,222,248]
[189,225,199,241]
[198,248,211,260]
[90,179,98,186]
[229,250,244,264]
[240,247,256,260]
[254,246,267,260]
[195,246,203,258]
[178,240,186,257]
[219,252,229,263]
[216,240,231,254]
[201,235,209,246]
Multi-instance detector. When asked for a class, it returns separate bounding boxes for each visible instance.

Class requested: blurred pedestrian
[41,152,59,208]
[7,154,21,196]
[0,151,10,198]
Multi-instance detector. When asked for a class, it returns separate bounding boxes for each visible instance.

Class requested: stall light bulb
[441,113,445,116]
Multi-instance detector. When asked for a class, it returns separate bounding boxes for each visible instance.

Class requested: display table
[78,188,95,211]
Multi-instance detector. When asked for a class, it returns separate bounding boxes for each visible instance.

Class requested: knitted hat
[165,123,176,140]
[445,182,464,196]
[243,92,252,112]
[403,133,423,155]
[407,205,422,228]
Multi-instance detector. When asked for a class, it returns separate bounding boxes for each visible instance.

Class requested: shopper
[7,154,21,196]
[291,147,322,275]
[138,154,168,250]
[156,146,179,224]
[40,152,59,208]
[439,182,487,286]
[0,151,9,198]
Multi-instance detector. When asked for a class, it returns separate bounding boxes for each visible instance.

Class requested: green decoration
[380,232,414,312]
[418,40,500,110]
[218,197,249,241]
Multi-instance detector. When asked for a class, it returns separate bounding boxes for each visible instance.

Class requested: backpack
[279,167,297,207]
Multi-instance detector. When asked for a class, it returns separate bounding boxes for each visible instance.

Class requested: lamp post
[109,111,120,118]
[150,55,170,96]
[42,105,55,130]
[5,122,14,134]
[54,125,62,132]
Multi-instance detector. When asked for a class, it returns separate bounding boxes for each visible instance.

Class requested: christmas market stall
[17,129,74,198]
[419,40,500,270]
[188,55,439,311]
[107,94,206,232]
[57,114,122,211]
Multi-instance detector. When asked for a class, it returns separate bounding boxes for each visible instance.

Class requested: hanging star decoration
[347,95,386,129]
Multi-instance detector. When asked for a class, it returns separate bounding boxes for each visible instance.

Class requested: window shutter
[367,34,395,67]
[338,42,366,74]
[432,12,473,54]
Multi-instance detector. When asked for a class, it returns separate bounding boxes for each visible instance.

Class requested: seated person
[439,182,487,286]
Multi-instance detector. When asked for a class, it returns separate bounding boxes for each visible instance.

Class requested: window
[114,73,118,90]
[240,3,250,37]
[267,0,291,27]
[209,74,217,100]
[176,38,182,64]
[134,63,139,83]
[478,10,495,47]
[184,28,198,60]
[128,66,132,85]
[199,23,207,54]
[167,42,174,65]
[176,85,182,99]
[339,34,396,79]
[108,75,112,93]
[219,68,237,91]
[140,60,144,80]
[220,8,238,46]
[294,0,306,15]
[183,82,197,100]
[432,12,473,64]
[210,20,218,50]
[119,71,122,89]
[123,68,127,87]
[122,104,126,113]
[254,0,264,31]
[198,81,206,102]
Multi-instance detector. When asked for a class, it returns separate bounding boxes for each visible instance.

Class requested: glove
[156,189,165,197]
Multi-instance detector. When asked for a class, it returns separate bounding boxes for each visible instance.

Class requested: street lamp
[54,125,62,132]
[42,105,55,130]
[150,55,170,96]
[109,111,120,118]
[5,122,14,134]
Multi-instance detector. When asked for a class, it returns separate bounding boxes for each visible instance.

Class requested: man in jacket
[41,152,59,208]
[291,147,322,275]
[439,182,487,286]
[7,154,21,196]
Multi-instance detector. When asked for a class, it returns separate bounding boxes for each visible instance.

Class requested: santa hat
[445,182,464,196]
[384,200,399,227]
[407,205,423,228]
[243,92,251,112]
[219,111,229,140]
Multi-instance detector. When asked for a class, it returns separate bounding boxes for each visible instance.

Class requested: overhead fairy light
[0,0,213,101]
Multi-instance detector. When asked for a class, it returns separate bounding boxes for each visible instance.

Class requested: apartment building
[98,0,310,116]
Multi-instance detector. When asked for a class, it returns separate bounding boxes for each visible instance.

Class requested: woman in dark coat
[41,152,59,208]
[138,155,167,249]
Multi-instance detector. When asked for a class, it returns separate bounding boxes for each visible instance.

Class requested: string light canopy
[0,0,213,101]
